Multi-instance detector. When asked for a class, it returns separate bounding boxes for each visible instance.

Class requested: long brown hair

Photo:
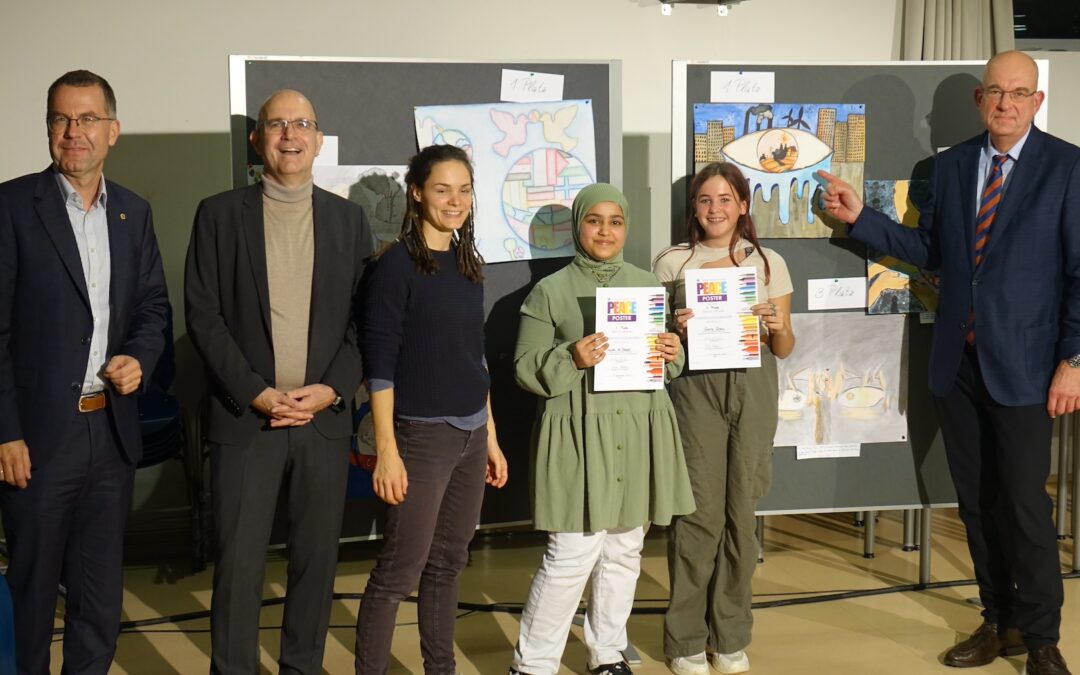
[399,145,484,283]
[658,161,770,283]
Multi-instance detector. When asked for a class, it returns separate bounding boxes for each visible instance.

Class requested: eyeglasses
[46,114,115,132]
[258,118,319,134]
[982,88,1036,102]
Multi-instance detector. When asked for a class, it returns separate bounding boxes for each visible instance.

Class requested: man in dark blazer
[820,51,1079,675]
[0,70,170,674]
[185,89,375,675]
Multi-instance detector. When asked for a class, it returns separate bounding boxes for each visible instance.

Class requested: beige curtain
[902,0,1015,60]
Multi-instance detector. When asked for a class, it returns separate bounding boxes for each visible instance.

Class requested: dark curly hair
[398,144,484,283]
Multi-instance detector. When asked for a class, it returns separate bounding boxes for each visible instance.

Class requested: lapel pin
[120,213,126,220]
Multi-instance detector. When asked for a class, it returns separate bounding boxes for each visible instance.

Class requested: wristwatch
[1068,354,1080,368]
[329,395,345,412]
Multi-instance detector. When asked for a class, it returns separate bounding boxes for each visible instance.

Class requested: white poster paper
[594,287,667,392]
[685,267,760,370]
[314,135,338,166]
[775,313,907,447]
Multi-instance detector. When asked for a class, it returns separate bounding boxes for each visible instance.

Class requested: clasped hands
[252,384,337,427]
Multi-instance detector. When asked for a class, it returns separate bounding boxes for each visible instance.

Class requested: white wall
[4,1,1078,286]
[1,0,904,269]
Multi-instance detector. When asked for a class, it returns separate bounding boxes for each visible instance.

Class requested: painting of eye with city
[692,102,866,238]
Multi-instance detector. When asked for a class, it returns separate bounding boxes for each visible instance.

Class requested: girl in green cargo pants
[653,162,796,675]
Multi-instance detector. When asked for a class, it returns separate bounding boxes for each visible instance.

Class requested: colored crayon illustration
[692,102,866,237]
[734,271,761,363]
[415,99,597,264]
[644,292,666,384]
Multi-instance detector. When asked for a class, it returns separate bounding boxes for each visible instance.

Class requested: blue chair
[0,574,15,675]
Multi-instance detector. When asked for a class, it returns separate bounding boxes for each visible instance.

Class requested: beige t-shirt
[652,241,793,309]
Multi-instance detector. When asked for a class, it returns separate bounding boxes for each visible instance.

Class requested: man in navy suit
[0,70,169,674]
[820,51,1079,675]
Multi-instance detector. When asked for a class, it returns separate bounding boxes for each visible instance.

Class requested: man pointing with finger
[819,51,1079,675]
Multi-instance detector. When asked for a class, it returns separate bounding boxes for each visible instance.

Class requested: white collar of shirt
[984,125,1032,164]
[53,168,108,212]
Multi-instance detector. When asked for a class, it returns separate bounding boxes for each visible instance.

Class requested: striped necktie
[967,153,1009,345]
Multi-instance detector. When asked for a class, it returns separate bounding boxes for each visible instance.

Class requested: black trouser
[1,408,134,675]
[354,420,488,675]
[209,424,350,675]
[933,345,1062,649]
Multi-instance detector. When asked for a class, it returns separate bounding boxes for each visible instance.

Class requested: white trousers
[511,526,647,674]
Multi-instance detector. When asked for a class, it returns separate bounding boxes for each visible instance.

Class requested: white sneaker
[709,650,750,674]
[667,652,708,675]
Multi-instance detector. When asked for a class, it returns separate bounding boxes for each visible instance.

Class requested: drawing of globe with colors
[755,129,799,173]
[502,148,593,250]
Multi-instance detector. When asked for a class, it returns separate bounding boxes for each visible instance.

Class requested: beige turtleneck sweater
[262,176,314,392]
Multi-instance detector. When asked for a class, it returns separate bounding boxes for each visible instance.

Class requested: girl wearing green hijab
[509,184,695,675]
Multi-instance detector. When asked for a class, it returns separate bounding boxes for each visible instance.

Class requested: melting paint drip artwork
[692,102,866,238]
[774,312,907,447]
[415,100,597,263]
[864,179,939,314]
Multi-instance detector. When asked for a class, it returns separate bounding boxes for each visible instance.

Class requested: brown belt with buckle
[78,392,107,413]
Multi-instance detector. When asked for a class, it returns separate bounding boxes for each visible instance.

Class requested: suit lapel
[241,184,273,339]
[957,140,980,272]
[33,170,91,309]
[979,128,1043,265]
[106,183,133,348]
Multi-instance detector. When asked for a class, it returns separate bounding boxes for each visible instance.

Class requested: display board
[229,56,621,539]
[672,60,1050,513]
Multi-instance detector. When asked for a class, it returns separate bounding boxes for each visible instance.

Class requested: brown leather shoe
[1027,645,1071,675]
[943,622,1026,667]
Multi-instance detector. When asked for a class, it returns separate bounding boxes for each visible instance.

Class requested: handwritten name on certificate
[685,267,760,370]
[594,287,667,392]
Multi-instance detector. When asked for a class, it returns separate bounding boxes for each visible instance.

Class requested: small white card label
[807,277,865,311]
[797,443,861,460]
[710,71,775,103]
[500,69,564,103]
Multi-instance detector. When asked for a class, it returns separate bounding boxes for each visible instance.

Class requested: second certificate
[594,287,667,392]
[685,267,760,370]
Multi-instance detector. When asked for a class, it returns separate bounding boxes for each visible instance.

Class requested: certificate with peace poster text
[685,267,760,370]
[594,287,666,392]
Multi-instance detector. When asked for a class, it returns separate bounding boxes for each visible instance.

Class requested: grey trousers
[209,424,350,675]
[664,350,778,658]
[354,420,488,675]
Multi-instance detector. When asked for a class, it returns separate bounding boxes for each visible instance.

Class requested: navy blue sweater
[362,242,488,417]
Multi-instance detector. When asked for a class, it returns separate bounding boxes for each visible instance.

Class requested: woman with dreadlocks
[354,144,509,674]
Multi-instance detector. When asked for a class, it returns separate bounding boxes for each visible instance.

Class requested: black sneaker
[590,662,633,675]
